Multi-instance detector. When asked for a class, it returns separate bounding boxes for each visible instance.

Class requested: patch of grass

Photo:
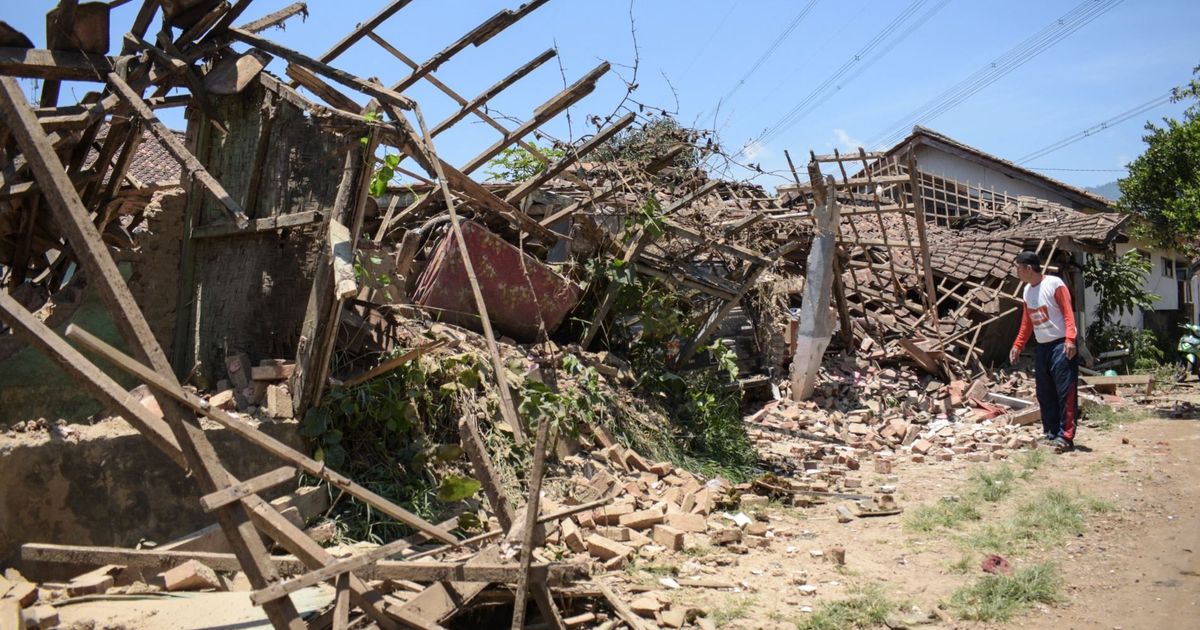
[1084,405,1147,431]
[682,543,714,558]
[905,497,982,532]
[950,561,1062,621]
[968,465,1020,502]
[709,595,755,625]
[1084,496,1117,513]
[796,584,902,630]
[1088,454,1125,472]
[1016,448,1048,472]
[949,555,975,575]
[967,489,1107,554]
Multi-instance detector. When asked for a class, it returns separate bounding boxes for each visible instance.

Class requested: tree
[1117,66,1200,256]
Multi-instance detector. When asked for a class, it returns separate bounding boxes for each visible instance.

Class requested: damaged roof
[886,125,1118,211]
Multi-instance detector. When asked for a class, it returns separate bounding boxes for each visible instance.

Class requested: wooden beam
[107,73,250,228]
[365,31,555,168]
[21,543,585,584]
[510,417,562,629]
[389,0,552,94]
[237,2,310,34]
[0,47,113,81]
[0,76,308,630]
[63,324,461,546]
[408,107,527,444]
[189,210,322,239]
[459,62,610,175]
[230,28,414,111]
[286,62,360,112]
[200,466,297,512]
[429,48,557,137]
[504,112,636,204]
[311,0,415,67]
[341,340,448,387]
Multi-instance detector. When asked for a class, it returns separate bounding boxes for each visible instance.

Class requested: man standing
[1009,251,1079,452]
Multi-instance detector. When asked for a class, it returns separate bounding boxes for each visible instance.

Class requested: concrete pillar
[791,175,840,401]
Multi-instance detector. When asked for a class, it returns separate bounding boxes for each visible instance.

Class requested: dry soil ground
[621,409,1200,629]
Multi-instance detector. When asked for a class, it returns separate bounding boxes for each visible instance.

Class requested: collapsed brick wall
[127,188,186,357]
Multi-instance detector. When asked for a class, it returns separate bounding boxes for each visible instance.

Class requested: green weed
[969,465,1019,502]
[950,561,1062,621]
[796,584,902,630]
[1084,405,1147,431]
[709,595,755,625]
[966,489,1106,554]
[905,497,981,532]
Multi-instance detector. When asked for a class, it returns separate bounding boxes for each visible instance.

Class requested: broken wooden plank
[0,47,113,81]
[190,210,321,240]
[389,0,552,95]
[21,543,584,584]
[286,62,360,112]
[429,47,557,137]
[410,107,527,444]
[596,581,652,630]
[200,466,297,513]
[329,219,358,299]
[459,62,610,175]
[230,28,413,111]
[341,340,448,388]
[510,417,562,630]
[504,112,636,205]
[63,324,459,546]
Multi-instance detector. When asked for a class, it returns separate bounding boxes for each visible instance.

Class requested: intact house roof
[883,125,1116,212]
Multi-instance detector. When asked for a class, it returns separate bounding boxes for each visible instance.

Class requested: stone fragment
[585,534,632,561]
[630,596,662,616]
[652,524,685,551]
[660,607,687,628]
[665,512,706,533]
[159,560,221,592]
[911,439,933,454]
[710,528,742,546]
[739,494,769,509]
[618,509,665,531]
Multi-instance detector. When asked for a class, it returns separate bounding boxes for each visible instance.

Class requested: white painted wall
[1080,242,1186,329]
[914,146,1084,208]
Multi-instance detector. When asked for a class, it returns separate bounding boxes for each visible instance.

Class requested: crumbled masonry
[0,1,1161,629]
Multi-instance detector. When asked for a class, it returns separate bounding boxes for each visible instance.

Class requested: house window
[1163,258,1187,280]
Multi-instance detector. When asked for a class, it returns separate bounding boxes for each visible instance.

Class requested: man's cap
[1015,251,1041,267]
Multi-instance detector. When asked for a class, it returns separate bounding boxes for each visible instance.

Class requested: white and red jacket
[1012,275,1077,351]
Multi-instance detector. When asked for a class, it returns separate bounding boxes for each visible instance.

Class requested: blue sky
[5,0,1197,191]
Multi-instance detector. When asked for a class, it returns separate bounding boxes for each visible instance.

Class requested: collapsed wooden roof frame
[0,1,668,628]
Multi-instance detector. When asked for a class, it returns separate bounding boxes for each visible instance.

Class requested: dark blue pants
[1034,338,1079,442]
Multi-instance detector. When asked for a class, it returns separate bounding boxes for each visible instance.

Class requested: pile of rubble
[748,359,1045,471]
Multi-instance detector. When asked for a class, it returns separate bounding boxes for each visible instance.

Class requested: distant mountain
[1087,180,1121,201]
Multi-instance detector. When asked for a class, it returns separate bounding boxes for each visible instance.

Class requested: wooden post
[0,76,307,630]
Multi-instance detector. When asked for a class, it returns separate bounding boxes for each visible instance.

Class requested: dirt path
[627,413,1200,629]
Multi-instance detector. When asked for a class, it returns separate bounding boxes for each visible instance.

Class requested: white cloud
[833,128,864,152]
[742,140,771,161]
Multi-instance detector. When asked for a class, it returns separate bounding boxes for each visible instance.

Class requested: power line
[709,0,821,114]
[1017,91,1173,163]
[868,0,1125,149]
[748,0,947,152]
